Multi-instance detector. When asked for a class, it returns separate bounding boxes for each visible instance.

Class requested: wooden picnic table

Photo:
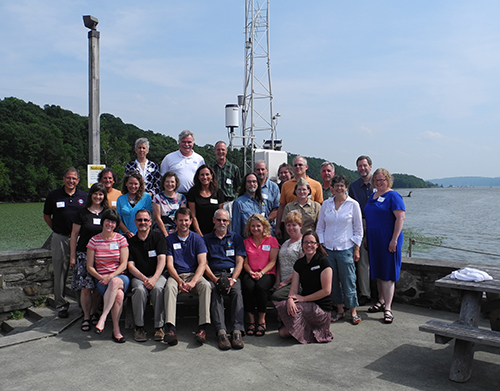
[419,265,500,382]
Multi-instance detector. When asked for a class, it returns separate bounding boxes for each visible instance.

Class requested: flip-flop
[352,314,362,325]
[331,312,345,323]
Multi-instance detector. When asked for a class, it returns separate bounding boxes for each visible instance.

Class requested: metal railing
[407,238,500,258]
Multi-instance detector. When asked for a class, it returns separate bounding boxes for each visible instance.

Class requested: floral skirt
[71,251,96,290]
[274,300,333,344]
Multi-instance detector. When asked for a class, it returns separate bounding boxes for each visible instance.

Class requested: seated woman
[271,211,303,301]
[86,209,130,343]
[116,171,153,239]
[70,182,109,331]
[153,171,187,237]
[187,164,224,236]
[125,137,162,196]
[241,213,279,337]
[274,230,333,344]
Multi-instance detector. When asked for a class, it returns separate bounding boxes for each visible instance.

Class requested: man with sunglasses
[127,209,168,342]
[204,209,246,350]
[275,156,323,239]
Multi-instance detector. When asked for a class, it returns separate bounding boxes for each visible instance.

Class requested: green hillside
[0,97,429,201]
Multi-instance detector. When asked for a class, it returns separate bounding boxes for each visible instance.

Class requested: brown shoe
[154,328,165,341]
[231,332,244,350]
[217,333,231,350]
[194,329,206,344]
[163,330,178,346]
[134,327,147,342]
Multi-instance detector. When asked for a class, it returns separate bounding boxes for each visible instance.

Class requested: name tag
[148,250,157,257]
[110,243,119,250]
[56,201,65,208]
[326,209,334,215]
[210,198,218,204]
[175,162,184,169]
[112,201,117,207]
[173,243,182,250]
[172,204,179,210]
[262,193,268,200]
[377,196,385,203]
[226,249,235,256]
[226,178,232,185]
[93,218,101,225]
[311,265,320,271]
[262,244,271,251]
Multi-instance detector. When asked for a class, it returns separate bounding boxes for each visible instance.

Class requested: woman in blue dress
[364,168,405,324]
[116,171,152,239]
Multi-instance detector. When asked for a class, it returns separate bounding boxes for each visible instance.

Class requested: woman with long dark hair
[186,164,224,235]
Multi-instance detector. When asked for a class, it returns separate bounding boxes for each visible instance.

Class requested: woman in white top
[125,138,162,196]
[271,211,304,301]
[317,174,363,325]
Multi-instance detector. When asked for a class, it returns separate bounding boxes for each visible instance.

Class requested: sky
[2,0,500,180]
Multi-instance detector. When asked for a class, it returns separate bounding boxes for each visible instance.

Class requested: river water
[396,187,500,265]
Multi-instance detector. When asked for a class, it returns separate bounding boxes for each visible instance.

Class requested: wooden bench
[419,319,500,348]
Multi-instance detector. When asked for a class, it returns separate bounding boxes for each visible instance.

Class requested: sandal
[246,323,256,336]
[81,319,91,332]
[331,312,345,323]
[90,313,99,325]
[255,323,266,337]
[368,301,385,313]
[384,310,394,324]
[352,314,362,325]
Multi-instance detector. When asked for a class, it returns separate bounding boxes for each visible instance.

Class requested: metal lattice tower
[236,0,276,174]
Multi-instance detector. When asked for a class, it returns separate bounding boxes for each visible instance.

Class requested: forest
[0,97,431,201]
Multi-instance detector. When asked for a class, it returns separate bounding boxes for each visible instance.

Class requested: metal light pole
[83,15,100,164]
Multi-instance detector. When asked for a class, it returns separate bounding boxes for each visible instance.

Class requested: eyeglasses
[215,218,229,223]
[374,178,387,183]
[294,163,304,167]
[303,241,318,246]
[135,218,150,222]
[246,180,258,184]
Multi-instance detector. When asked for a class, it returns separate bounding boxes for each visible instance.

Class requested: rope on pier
[407,239,500,258]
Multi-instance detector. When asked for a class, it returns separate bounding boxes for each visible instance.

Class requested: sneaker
[217,333,231,351]
[231,332,244,350]
[154,328,165,341]
[163,330,178,346]
[134,327,147,342]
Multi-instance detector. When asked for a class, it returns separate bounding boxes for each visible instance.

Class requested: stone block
[4,273,25,283]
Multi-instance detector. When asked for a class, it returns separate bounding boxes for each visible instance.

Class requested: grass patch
[0,203,52,251]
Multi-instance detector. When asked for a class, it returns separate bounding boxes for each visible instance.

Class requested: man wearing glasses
[43,168,87,318]
[127,209,168,342]
[275,156,323,239]
[204,209,246,350]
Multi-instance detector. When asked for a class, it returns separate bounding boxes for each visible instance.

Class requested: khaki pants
[164,273,211,326]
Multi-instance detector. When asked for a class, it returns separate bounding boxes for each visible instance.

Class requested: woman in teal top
[116,171,152,239]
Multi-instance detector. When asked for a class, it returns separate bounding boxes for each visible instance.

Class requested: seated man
[163,207,211,345]
[204,209,246,350]
[127,209,167,343]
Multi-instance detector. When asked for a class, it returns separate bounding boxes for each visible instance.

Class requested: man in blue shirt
[204,209,246,350]
[254,160,280,225]
[348,155,373,306]
[163,207,211,345]
[232,173,268,237]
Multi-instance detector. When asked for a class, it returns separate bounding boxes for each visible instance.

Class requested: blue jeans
[326,247,359,309]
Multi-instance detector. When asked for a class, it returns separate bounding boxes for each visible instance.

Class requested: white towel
[450,267,493,282]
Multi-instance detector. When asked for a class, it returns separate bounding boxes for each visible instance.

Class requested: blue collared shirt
[260,178,280,215]
[204,230,246,271]
[348,177,373,217]
[232,193,268,237]
[166,232,207,274]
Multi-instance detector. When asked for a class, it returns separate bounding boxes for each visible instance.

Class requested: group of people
[43,130,405,348]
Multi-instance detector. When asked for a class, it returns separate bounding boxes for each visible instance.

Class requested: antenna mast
[229,0,276,175]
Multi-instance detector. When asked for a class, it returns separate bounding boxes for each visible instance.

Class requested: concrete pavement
[1,302,499,391]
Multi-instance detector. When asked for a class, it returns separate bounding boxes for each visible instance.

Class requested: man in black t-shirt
[127,209,167,343]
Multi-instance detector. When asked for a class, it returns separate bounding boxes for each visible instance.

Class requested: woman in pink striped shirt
[87,209,130,343]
